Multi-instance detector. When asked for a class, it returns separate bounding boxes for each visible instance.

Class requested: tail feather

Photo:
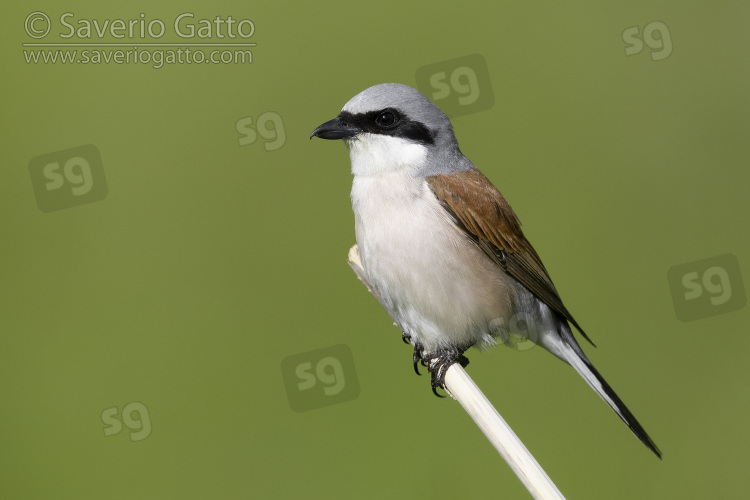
[555,324,662,459]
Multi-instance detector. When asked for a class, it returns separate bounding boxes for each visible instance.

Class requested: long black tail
[556,324,662,458]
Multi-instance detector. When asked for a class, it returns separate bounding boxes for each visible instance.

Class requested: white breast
[350,168,514,352]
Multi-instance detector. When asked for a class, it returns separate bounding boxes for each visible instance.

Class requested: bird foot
[401,334,469,396]
[401,332,427,376]
[424,348,469,397]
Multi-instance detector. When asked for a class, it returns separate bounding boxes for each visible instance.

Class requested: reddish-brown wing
[426,169,593,345]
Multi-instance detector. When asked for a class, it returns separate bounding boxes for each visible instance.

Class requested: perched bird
[310,83,661,458]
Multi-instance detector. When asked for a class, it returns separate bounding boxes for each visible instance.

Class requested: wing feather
[426,169,594,345]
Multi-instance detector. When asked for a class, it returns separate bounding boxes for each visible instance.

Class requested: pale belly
[351,173,514,352]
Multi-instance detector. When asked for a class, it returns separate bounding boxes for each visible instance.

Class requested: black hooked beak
[310,116,361,140]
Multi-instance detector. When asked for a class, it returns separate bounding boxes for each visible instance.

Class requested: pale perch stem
[347,244,565,500]
[442,363,564,499]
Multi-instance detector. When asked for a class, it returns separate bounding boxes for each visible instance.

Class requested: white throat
[346,133,427,177]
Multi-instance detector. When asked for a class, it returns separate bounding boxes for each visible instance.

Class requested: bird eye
[375,110,398,128]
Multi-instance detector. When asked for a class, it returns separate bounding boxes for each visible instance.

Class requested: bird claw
[425,348,469,397]
[411,341,425,376]
[401,332,427,376]
[400,334,469,395]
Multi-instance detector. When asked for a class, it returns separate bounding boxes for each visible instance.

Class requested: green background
[3,1,749,498]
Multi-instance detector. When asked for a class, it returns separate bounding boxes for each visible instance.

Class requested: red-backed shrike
[311,83,660,458]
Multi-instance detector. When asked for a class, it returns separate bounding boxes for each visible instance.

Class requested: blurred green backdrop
[2,1,749,498]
